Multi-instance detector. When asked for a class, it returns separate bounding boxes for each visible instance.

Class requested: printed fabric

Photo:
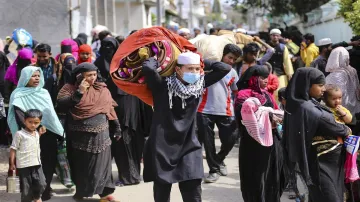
[240,97,283,146]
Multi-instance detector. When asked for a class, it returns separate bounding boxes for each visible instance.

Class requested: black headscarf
[237,65,269,90]
[285,67,325,112]
[74,33,88,47]
[94,37,119,81]
[283,67,326,186]
[72,62,103,84]
[58,54,76,89]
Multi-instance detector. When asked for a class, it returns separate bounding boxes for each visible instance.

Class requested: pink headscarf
[56,39,79,61]
[4,48,33,85]
[241,97,283,146]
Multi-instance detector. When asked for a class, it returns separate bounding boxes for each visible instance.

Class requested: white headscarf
[325,47,360,114]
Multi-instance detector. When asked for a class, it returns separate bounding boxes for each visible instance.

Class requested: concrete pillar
[106,0,115,32]
[97,0,106,26]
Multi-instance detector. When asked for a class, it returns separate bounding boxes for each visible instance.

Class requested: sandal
[100,195,120,202]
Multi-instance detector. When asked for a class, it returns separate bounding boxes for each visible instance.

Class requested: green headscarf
[7,66,64,136]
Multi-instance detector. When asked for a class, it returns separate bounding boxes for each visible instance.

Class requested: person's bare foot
[100,195,120,202]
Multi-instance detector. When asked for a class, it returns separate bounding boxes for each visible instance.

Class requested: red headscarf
[78,44,92,64]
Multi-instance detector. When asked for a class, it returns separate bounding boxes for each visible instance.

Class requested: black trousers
[153,179,202,202]
[18,165,46,202]
[40,132,58,197]
[196,113,237,173]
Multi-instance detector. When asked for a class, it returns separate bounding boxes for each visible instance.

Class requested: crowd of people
[1,24,360,202]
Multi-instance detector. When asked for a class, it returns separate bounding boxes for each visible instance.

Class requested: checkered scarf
[166,73,205,109]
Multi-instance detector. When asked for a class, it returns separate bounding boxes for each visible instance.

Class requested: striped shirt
[10,129,41,169]
[198,68,239,116]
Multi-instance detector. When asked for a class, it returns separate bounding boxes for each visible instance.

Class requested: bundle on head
[110,26,201,106]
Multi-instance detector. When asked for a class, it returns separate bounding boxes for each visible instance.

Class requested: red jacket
[266,74,279,95]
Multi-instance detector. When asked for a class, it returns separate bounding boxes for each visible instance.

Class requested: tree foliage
[230,0,330,16]
[338,0,360,35]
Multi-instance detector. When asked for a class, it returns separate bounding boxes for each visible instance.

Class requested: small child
[9,109,47,202]
[263,62,279,97]
[323,84,352,124]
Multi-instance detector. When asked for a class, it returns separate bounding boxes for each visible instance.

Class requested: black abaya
[112,94,151,185]
[237,94,286,202]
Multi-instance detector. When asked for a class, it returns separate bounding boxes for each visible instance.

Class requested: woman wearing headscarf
[7,66,64,201]
[57,63,121,202]
[235,65,286,202]
[57,53,77,91]
[95,37,152,186]
[78,44,93,64]
[284,68,350,202]
[325,47,360,115]
[73,33,88,47]
[5,48,33,84]
[55,39,79,61]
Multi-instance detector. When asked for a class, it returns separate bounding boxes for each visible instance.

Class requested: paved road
[0,139,301,202]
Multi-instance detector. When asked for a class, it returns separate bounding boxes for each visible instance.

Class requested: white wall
[115,2,147,36]
[305,18,353,43]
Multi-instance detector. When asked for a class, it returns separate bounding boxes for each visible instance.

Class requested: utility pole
[156,0,162,26]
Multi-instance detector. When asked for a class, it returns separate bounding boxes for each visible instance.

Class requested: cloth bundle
[110,26,198,106]
[116,40,181,83]
[194,34,236,61]
[241,97,284,147]
[344,135,360,183]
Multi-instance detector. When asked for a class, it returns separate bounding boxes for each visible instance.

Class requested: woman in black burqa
[235,65,287,202]
[283,67,350,202]
[95,37,153,186]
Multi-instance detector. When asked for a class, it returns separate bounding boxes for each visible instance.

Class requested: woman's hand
[39,126,47,135]
[79,79,90,94]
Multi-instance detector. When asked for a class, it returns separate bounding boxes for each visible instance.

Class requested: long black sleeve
[109,119,122,137]
[317,112,348,138]
[4,44,10,55]
[203,60,231,88]
[57,90,83,110]
[142,58,163,92]
[331,41,349,49]
[14,106,25,130]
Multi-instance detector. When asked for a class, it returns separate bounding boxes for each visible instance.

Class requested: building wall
[0,0,70,54]
[305,18,353,43]
[115,2,148,36]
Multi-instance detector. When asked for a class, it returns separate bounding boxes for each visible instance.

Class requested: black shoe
[219,164,228,176]
[41,193,51,201]
[204,173,220,183]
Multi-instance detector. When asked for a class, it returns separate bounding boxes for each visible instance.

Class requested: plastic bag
[12,28,33,47]
[194,35,236,61]
[55,141,74,188]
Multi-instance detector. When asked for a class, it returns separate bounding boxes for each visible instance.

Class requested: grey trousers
[18,165,46,202]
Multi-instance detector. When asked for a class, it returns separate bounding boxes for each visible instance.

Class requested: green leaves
[231,0,331,16]
[339,0,360,35]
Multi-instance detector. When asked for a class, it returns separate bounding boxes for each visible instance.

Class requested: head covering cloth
[7,66,64,136]
[94,37,119,81]
[57,62,117,121]
[4,48,33,85]
[325,47,360,114]
[78,44,93,64]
